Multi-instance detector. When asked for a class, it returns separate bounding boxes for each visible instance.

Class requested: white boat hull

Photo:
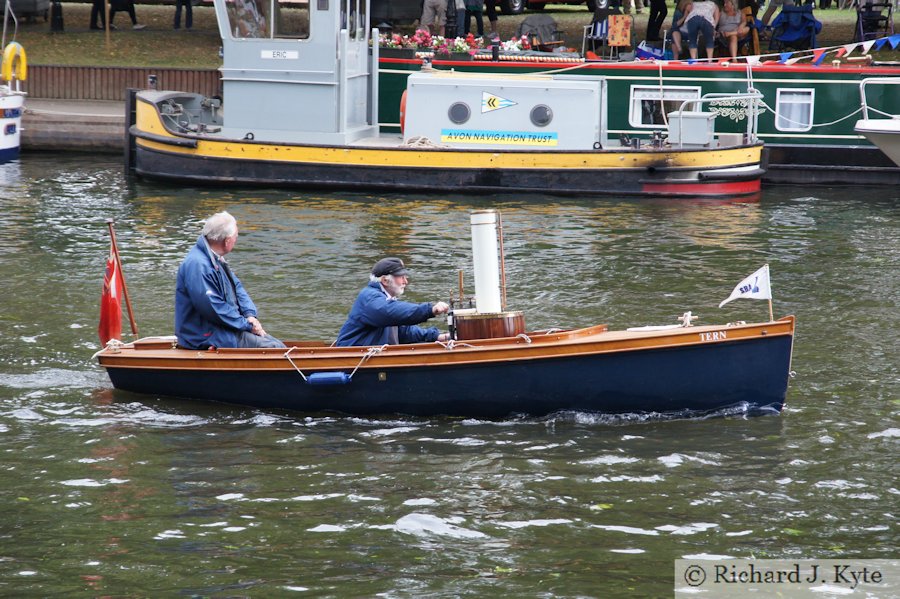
[0,90,25,161]
[855,119,900,167]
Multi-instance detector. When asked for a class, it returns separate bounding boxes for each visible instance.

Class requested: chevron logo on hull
[482,92,517,113]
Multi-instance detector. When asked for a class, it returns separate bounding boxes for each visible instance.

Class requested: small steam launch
[450,210,526,341]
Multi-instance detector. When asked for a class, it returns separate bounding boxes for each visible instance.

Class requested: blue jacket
[336,280,440,347]
[175,235,258,349]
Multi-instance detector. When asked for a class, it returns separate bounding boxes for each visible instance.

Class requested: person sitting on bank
[336,258,450,347]
[717,0,750,59]
[175,211,286,350]
[669,0,692,57]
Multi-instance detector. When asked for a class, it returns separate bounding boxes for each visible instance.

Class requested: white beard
[383,277,406,297]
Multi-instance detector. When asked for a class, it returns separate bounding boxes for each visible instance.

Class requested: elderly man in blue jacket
[175,211,285,350]
[336,258,450,347]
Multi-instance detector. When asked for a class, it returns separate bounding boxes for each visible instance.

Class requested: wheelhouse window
[628,85,701,128]
[342,0,365,39]
[226,0,309,39]
[775,89,814,132]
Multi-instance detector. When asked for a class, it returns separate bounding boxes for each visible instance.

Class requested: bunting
[651,33,900,69]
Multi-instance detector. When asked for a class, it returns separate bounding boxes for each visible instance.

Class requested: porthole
[448,102,470,124]
[530,104,553,127]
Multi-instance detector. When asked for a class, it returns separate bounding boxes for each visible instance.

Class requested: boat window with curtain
[628,86,701,128]
[775,89,814,132]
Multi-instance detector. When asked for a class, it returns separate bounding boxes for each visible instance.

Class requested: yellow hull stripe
[135,102,761,170]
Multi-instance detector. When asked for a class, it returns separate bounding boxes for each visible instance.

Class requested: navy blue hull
[107,336,793,418]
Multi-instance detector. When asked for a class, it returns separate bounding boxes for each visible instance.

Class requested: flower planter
[379,47,417,59]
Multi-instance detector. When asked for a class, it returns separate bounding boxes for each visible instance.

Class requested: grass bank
[12,2,895,67]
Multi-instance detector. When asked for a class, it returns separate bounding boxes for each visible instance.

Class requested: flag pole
[497,211,507,312]
[106,219,139,337]
[768,298,774,322]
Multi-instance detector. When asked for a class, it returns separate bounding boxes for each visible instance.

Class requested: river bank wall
[22,64,219,153]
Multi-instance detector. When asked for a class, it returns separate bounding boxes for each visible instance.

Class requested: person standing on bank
[421,0,447,36]
[465,0,484,36]
[336,258,450,347]
[684,0,719,60]
[108,0,147,30]
[485,0,499,38]
[89,0,106,29]
[174,0,193,30]
[175,211,286,350]
[646,0,668,40]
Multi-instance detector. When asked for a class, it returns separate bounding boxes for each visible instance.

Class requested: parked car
[2,0,50,22]
[371,0,593,25]
[499,0,595,14]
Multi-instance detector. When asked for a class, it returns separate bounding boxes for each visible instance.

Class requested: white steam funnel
[470,210,502,314]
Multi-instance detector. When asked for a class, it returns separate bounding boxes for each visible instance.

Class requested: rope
[349,344,388,378]
[516,333,532,344]
[757,98,864,128]
[283,346,308,382]
[403,135,449,148]
[91,338,127,360]
[866,106,899,119]
[436,339,476,350]
[284,344,389,382]
[658,61,669,128]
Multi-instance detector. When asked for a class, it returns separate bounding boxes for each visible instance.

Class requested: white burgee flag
[719,264,772,308]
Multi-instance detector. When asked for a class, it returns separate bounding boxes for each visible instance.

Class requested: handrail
[671,91,764,148]
[859,77,900,121]
[1,0,18,50]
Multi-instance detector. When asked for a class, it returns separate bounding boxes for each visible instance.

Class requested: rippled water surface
[0,155,897,596]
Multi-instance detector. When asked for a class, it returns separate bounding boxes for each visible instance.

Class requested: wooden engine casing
[453,310,526,340]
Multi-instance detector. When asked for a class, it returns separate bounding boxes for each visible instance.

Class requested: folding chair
[742,6,762,54]
[583,7,630,58]
[854,0,894,42]
[517,14,565,51]
[769,2,822,51]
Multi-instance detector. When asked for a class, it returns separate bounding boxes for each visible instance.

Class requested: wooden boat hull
[128,94,764,198]
[98,317,795,418]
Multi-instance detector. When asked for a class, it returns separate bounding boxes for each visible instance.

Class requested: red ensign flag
[98,242,122,345]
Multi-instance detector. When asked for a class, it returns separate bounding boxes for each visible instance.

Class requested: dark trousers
[465,9,483,35]
[110,4,138,25]
[646,0,668,40]
[174,0,193,29]
[90,0,105,28]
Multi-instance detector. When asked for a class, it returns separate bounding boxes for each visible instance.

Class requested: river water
[0,154,897,597]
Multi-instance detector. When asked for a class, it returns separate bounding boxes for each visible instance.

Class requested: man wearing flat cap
[335,257,450,347]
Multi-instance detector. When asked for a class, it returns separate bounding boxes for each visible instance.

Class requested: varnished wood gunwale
[98,317,795,372]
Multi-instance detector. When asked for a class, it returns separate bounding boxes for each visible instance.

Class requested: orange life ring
[399,90,407,134]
